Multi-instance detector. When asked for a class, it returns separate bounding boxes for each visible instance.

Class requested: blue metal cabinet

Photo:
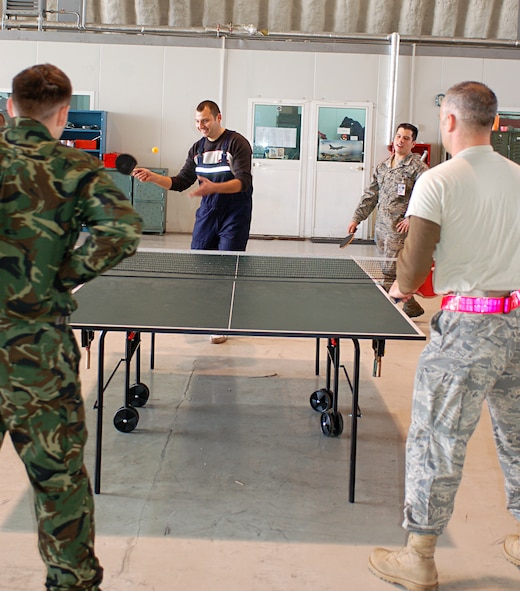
[61,110,107,160]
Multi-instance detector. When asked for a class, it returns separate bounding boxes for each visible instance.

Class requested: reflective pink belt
[441,290,520,314]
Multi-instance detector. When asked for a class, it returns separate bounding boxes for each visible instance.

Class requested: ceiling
[84,0,518,41]
[1,0,518,46]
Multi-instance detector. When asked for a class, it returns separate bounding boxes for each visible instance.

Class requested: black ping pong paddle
[339,233,355,249]
[115,153,138,175]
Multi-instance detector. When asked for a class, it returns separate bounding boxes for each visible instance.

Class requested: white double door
[248,99,373,239]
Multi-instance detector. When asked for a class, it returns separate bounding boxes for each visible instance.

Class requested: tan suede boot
[368,533,439,591]
[503,534,520,566]
[403,297,425,318]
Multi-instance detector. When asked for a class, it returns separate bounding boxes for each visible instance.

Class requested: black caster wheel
[320,410,344,437]
[310,388,333,412]
[113,406,139,433]
[129,382,150,407]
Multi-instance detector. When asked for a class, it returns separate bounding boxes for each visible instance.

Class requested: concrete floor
[1,234,519,591]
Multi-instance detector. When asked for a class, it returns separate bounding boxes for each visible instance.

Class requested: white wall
[1,37,519,234]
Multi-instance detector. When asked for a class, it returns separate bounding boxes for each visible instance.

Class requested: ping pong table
[70,249,425,502]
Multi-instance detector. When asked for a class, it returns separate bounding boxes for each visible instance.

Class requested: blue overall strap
[196,138,204,165]
[195,134,233,180]
[220,135,229,163]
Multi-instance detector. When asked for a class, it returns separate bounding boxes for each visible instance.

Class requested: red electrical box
[387,142,431,166]
[75,139,98,150]
[412,143,431,166]
[103,152,119,168]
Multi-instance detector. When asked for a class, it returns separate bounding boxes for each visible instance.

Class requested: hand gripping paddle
[115,153,138,175]
[338,233,355,249]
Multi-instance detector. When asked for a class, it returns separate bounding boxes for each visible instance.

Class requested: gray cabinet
[106,167,167,234]
[133,168,168,234]
[106,168,132,200]
[491,130,520,164]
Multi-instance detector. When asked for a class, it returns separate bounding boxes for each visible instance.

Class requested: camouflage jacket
[352,152,428,225]
[0,117,143,321]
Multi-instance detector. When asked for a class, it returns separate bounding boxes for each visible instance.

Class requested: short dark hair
[396,123,419,141]
[11,63,72,121]
[196,100,221,117]
[443,81,497,129]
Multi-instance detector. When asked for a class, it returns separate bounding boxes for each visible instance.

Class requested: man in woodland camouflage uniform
[347,123,428,317]
[0,64,142,590]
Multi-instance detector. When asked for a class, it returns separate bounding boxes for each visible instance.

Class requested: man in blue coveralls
[133,100,253,343]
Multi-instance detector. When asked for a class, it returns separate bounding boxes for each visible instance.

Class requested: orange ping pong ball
[151,146,159,154]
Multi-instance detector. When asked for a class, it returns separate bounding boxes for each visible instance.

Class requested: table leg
[324,337,361,503]
[349,339,361,503]
[94,330,107,495]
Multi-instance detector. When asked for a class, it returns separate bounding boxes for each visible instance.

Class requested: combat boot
[403,297,425,318]
[368,532,439,591]
[503,534,520,566]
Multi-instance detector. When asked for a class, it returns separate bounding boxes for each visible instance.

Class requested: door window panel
[317,107,366,163]
[253,104,302,160]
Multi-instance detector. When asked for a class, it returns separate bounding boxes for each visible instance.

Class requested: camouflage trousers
[374,225,405,289]
[0,319,103,590]
[403,308,520,536]
[374,225,421,313]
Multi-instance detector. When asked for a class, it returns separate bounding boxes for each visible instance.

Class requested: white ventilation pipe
[387,32,400,146]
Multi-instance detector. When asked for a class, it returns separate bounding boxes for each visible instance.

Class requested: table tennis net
[110,251,396,283]
[352,257,398,284]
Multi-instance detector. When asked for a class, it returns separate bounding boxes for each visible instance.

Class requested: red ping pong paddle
[339,233,355,249]
[115,153,138,175]
[416,265,436,298]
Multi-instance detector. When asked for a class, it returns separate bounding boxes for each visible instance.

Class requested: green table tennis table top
[70,249,425,341]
